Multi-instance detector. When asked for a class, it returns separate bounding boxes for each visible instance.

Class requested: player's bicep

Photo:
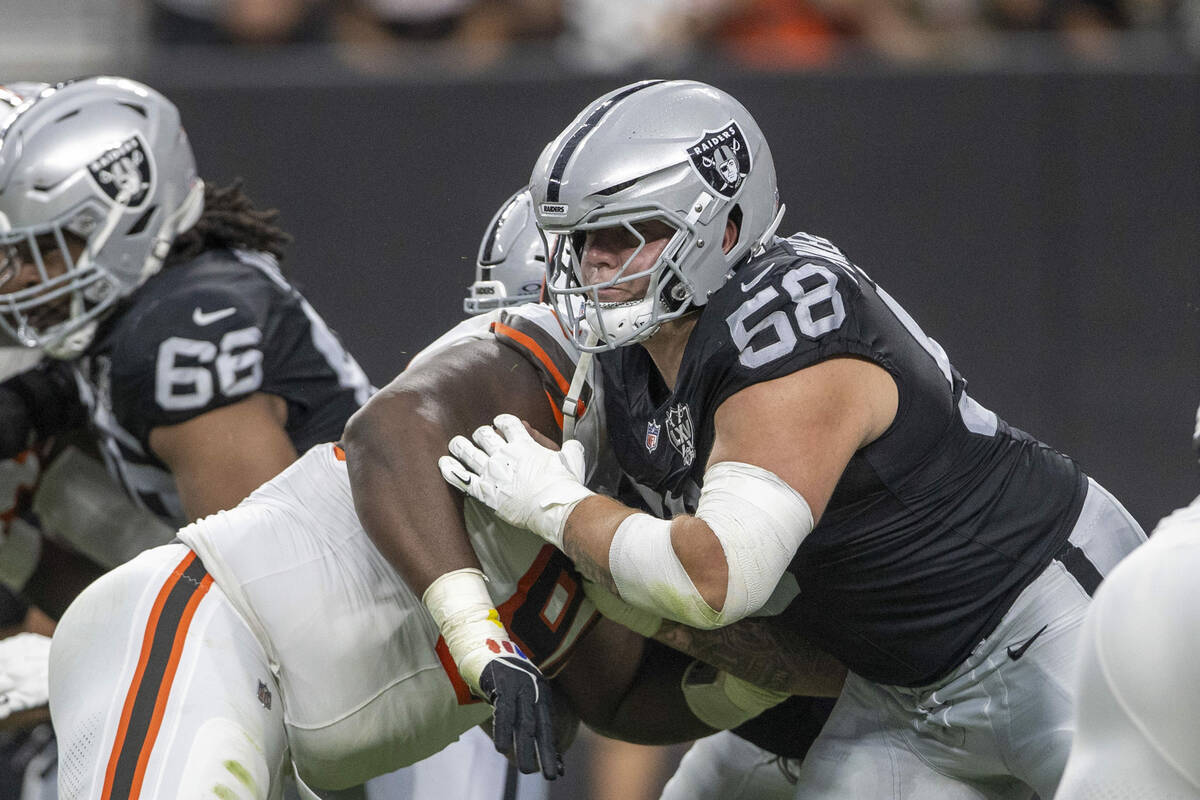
[342,340,557,596]
[148,392,295,521]
[709,356,896,523]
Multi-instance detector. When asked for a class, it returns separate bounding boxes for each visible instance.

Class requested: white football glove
[0,632,51,720]
[439,414,593,548]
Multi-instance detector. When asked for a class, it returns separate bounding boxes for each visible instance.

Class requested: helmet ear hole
[126,206,156,236]
[727,205,743,251]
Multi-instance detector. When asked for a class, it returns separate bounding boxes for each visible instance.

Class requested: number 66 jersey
[49,304,603,795]
[71,247,372,526]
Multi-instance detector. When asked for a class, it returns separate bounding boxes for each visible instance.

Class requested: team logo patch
[87,135,152,208]
[666,403,695,466]
[686,122,751,199]
[539,202,568,217]
[645,420,661,453]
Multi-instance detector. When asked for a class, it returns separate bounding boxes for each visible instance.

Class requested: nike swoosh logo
[192,306,236,326]
[739,262,775,292]
[1006,624,1049,661]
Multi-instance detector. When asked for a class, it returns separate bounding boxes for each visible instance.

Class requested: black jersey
[72,248,372,526]
[600,232,1086,688]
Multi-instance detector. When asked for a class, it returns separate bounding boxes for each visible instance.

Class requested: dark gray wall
[163,72,1199,530]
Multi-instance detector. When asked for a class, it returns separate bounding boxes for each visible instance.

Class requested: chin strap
[752,203,787,256]
[561,330,598,441]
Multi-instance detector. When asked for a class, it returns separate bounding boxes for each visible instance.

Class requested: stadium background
[2,3,1198,796]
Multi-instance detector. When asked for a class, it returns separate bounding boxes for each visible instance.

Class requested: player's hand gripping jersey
[17,248,370,527]
[50,303,603,794]
[600,233,1088,687]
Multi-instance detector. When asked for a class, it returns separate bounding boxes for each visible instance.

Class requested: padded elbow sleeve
[609,462,813,629]
[695,461,814,624]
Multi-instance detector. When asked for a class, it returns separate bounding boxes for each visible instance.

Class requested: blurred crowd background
[1,0,1197,78]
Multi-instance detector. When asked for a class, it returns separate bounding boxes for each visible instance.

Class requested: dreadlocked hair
[165,179,292,267]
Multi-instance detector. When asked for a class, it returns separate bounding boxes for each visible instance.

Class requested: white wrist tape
[608,461,812,630]
[422,568,520,696]
[681,660,790,731]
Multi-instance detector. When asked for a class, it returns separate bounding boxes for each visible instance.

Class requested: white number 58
[725,263,846,369]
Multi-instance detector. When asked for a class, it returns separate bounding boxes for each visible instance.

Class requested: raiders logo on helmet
[87,135,153,208]
[686,122,751,199]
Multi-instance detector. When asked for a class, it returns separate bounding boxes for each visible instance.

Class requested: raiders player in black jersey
[0,77,376,799]
[0,79,370,530]
[440,80,1147,799]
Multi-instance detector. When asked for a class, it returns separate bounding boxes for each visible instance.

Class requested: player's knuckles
[492,414,526,440]
[472,425,508,455]
[437,456,469,489]
[447,435,481,464]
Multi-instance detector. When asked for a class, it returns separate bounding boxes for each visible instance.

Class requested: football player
[439,79,1147,799]
[0,77,369,529]
[461,190,836,800]
[1052,405,1200,800]
[0,89,614,800]
[47,184,835,798]
[0,77,504,800]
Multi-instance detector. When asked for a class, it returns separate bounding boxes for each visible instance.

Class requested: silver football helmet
[0,77,204,358]
[464,187,547,314]
[530,79,783,351]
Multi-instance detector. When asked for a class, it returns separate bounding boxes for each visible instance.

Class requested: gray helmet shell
[464,187,547,314]
[0,77,204,358]
[530,79,781,350]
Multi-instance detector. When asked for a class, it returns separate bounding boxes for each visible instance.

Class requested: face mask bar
[0,188,130,353]
[544,200,704,351]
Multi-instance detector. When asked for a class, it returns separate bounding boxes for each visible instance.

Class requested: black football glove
[478,655,563,780]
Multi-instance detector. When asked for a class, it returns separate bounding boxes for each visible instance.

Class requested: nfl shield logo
[686,122,751,199]
[645,420,661,453]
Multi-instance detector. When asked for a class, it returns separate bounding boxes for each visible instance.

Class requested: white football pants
[1053,496,1200,800]
[49,544,547,800]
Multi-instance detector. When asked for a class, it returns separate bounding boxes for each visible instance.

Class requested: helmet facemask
[0,212,116,358]
[545,194,728,351]
[530,80,783,352]
[465,188,549,315]
[0,77,204,359]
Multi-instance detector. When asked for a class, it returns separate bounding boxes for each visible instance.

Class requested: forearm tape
[608,461,813,629]
[422,568,518,695]
[681,659,790,731]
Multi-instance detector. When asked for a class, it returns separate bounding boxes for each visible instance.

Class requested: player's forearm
[590,640,718,745]
[654,617,846,697]
[563,497,729,610]
[560,627,716,745]
[558,494,631,594]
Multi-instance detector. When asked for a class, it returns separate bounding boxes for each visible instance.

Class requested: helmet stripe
[546,79,666,203]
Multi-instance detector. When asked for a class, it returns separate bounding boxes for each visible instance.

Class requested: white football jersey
[176,304,605,787]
